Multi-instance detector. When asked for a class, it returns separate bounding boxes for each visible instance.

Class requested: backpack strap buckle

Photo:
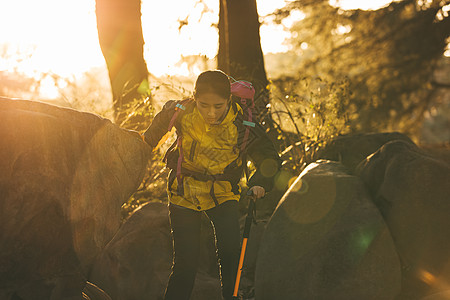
[175,103,186,111]
[243,120,255,127]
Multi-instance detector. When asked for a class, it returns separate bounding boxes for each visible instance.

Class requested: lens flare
[419,270,436,285]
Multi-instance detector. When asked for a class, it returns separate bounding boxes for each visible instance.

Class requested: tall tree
[218,0,270,120]
[96,0,149,124]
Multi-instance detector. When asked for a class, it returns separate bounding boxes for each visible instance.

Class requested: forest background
[1,0,449,215]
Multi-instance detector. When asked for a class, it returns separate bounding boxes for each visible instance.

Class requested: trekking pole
[233,189,257,299]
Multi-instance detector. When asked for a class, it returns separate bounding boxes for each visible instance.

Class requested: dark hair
[194,70,231,100]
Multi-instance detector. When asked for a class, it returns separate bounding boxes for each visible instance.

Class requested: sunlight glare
[0,0,414,85]
[258,0,286,16]
[418,269,436,285]
[333,24,352,35]
[260,25,290,54]
[142,0,292,74]
[260,1,295,54]
[444,38,450,57]
[39,76,61,99]
[0,0,104,79]
[329,0,399,10]
[141,0,218,77]
[281,9,306,28]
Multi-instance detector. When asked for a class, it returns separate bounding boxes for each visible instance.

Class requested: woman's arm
[142,100,178,147]
[246,122,282,194]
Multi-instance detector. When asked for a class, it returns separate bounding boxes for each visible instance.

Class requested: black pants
[164,200,240,300]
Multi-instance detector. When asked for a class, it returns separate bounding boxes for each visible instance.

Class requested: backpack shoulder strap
[166,98,194,196]
[168,98,194,131]
[230,80,256,152]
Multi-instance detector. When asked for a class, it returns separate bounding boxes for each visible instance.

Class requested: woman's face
[195,92,230,125]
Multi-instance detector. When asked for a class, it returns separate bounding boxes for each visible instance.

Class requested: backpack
[230,80,256,151]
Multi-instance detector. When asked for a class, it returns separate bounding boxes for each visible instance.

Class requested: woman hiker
[141,70,281,300]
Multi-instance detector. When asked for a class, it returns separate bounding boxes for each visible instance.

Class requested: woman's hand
[249,186,265,199]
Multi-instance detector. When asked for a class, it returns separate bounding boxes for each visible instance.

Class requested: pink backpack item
[231,80,256,102]
[231,80,256,152]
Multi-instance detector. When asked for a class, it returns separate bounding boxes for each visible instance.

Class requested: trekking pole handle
[243,190,256,238]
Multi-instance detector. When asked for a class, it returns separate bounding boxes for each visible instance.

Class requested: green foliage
[115,74,195,131]
[115,94,154,130]
[269,0,450,138]
[0,66,115,119]
[269,76,353,173]
[119,79,193,219]
[55,69,115,118]
[119,99,168,219]
[121,150,169,220]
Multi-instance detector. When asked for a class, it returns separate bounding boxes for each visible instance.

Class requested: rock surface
[316,132,413,173]
[0,98,149,299]
[255,161,401,300]
[357,140,450,299]
[89,201,223,300]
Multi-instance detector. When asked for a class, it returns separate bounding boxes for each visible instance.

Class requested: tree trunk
[218,0,274,136]
[227,0,267,87]
[96,0,149,124]
[218,0,229,74]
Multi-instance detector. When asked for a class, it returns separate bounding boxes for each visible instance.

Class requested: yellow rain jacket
[143,99,281,211]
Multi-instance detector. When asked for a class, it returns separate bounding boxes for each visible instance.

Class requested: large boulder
[315,132,413,173]
[89,201,223,300]
[255,161,401,300]
[420,143,450,165]
[0,98,150,299]
[356,140,450,299]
